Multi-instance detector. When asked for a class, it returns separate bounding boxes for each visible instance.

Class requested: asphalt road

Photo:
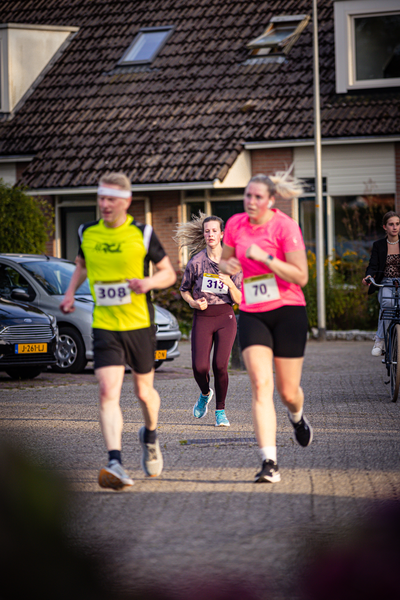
[1,339,400,600]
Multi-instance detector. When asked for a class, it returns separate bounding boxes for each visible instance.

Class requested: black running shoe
[254,459,281,483]
[290,413,313,447]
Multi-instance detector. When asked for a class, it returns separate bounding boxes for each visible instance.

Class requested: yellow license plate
[16,343,48,354]
[154,350,167,360]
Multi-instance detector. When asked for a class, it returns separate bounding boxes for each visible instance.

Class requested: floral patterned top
[180,249,242,306]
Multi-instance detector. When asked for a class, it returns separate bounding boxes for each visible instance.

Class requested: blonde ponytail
[173,212,225,258]
[173,212,208,257]
[250,166,304,200]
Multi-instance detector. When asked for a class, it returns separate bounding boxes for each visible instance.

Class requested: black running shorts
[238,306,308,358]
[92,326,156,373]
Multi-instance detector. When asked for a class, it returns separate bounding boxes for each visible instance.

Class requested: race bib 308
[94,281,132,306]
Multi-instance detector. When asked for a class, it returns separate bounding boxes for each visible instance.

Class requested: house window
[119,27,173,65]
[334,1,400,93]
[246,15,310,62]
[332,194,395,259]
[354,14,400,81]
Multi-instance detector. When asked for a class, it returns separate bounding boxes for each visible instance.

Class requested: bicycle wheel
[390,324,400,402]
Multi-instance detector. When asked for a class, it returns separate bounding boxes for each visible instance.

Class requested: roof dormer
[0,23,78,114]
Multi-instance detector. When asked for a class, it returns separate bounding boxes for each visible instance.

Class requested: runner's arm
[219,244,242,275]
[59,256,87,314]
[246,244,308,287]
[128,256,176,294]
[218,273,242,304]
[180,290,208,310]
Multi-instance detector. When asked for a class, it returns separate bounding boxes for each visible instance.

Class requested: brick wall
[396,143,400,214]
[128,199,145,224]
[149,191,180,271]
[251,148,294,217]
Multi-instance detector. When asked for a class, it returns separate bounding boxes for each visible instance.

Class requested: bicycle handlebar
[366,275,400,288]
[365,275,383,287]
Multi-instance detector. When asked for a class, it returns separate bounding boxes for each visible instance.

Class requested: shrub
[0,180,54,254]
[152,274,193,335]
[303,250,379,331]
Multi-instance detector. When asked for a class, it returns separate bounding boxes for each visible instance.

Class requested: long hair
[249,166,304,200]
[173,213,224,258]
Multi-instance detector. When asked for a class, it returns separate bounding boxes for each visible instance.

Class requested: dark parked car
[0,297,58,379]
[0,254,181,373]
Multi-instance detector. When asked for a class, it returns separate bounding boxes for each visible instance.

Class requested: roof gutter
[0,155,34,163]
[27,180,216,196]
[245,135,400,149]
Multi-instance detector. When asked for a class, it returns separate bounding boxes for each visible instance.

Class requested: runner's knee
[278,384,301,407]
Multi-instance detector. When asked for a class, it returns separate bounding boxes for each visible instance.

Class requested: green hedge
[0,180,54,253]
[303,250,379,331]
[152,275,193,335]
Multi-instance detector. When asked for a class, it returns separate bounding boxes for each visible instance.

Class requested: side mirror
[11,288,30,301]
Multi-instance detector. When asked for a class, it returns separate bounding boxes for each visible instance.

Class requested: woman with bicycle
[363,211,400,356]
[176,214,242,427]
[219,171,312,484]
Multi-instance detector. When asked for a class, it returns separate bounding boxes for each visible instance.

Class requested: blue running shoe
[215,409,230,427]
[193,389,213,418]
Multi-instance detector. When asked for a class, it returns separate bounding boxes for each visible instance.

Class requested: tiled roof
[0,0,399,189]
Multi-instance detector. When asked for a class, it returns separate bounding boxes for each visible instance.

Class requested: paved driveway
[1,340,399,599]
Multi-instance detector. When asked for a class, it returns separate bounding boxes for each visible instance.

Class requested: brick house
[0,0,399,269]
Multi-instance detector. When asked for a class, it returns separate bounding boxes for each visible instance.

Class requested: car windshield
[21,261,92,296]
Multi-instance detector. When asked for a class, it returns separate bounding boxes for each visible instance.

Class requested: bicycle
[366,275,400,402]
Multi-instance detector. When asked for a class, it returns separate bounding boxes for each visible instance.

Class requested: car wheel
[6,367,42,380]
[52,326,87,373]
[154,360,164,370]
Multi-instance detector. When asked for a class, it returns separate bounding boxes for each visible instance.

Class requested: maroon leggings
[191,303,237,410]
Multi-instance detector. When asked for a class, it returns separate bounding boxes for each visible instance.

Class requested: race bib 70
[94,281,132,306]
[243,274,281,305]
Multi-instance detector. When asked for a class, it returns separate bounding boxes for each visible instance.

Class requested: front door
[61,206,97,261]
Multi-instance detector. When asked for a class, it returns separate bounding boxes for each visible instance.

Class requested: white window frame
[334,0,400,93]
[118,26,173,65]
[0,28,9,112]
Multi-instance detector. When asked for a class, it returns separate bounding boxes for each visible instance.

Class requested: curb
[310,328,375,341]
[181,330,376,342]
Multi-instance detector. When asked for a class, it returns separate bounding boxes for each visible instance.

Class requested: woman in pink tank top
[220,171,312,483]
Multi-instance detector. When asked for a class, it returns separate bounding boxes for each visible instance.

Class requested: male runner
[60,172,176,490]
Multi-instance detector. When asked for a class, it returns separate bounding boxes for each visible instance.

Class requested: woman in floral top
[176,214,242,427]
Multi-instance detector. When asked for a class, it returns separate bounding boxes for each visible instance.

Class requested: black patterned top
[384,253,400,278]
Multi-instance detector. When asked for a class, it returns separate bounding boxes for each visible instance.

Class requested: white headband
[97,186,131,199]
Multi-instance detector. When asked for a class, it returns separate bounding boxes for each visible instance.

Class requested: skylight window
[119,27,173,65]
[247,15,310,56]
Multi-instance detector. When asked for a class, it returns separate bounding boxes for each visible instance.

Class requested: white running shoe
[98,460,134,490]
[138,426,163,477]
[371,338,384,356]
